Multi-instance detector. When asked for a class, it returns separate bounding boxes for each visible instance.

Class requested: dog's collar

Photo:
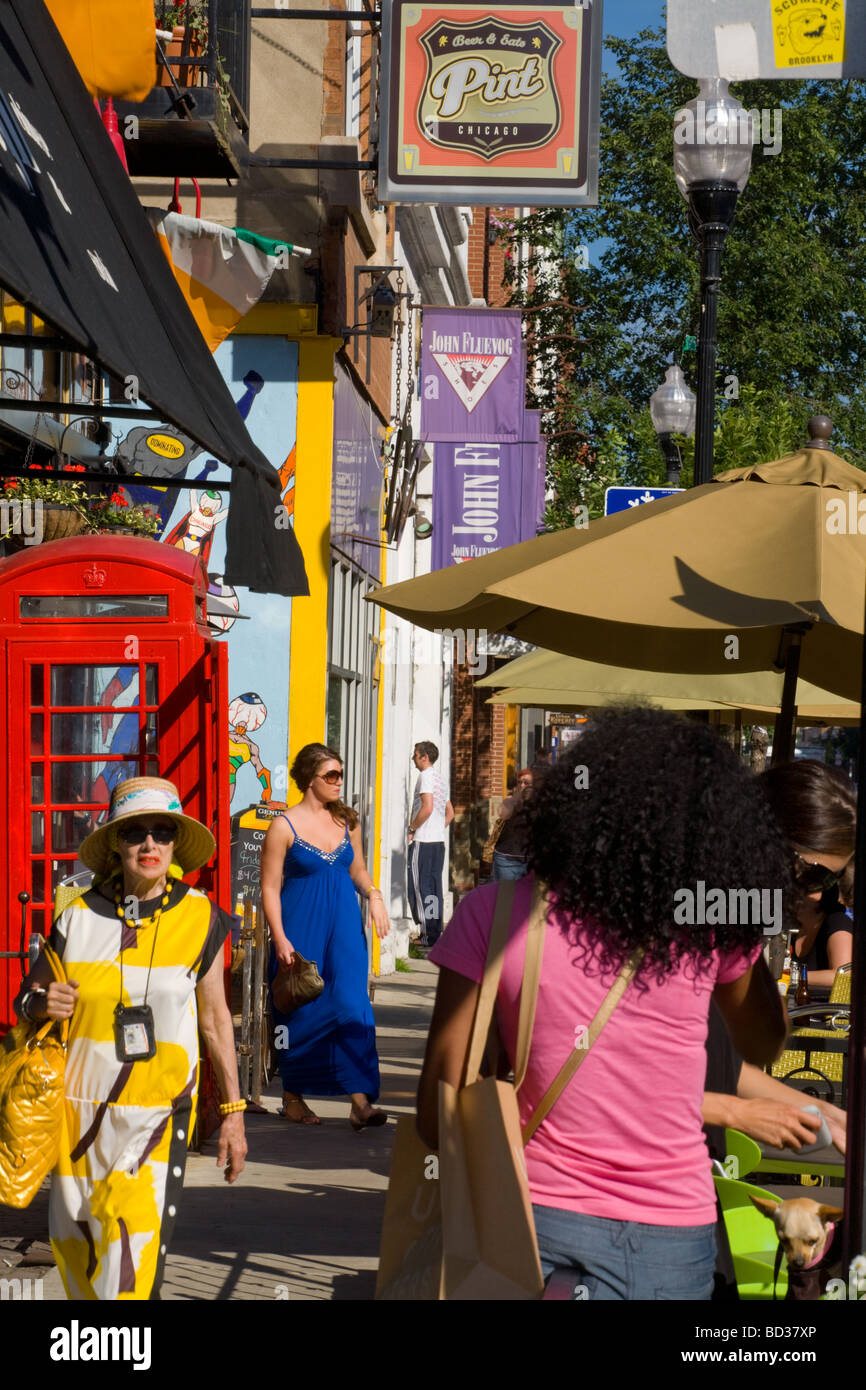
[805,1222,835,1270]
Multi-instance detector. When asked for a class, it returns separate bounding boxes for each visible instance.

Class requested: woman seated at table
[759,762,855,992]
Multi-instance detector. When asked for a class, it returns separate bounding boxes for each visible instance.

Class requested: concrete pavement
[0,956,437,1302]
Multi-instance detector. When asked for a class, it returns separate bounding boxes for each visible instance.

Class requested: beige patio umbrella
[368,422,866,759]
[476,647,859,722]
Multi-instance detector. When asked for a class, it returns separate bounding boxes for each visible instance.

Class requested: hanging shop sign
[431,409,544,568]
[331,364,385,580]
[421,307,525,442]
[378,0,603,206]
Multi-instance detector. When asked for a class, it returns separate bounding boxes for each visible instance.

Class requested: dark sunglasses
[118,822,177,845]
[793,851,842,895]
[317,770,343,785]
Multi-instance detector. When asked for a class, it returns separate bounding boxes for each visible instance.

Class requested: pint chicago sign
[379,0,602,205]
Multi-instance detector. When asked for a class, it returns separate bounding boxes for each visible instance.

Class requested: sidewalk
[0,956,437,1302]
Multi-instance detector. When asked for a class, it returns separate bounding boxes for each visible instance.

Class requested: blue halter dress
[269,815,380,1100]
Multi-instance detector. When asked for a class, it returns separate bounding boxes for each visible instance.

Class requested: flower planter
[158,26,202,88]
[40,506,87,542]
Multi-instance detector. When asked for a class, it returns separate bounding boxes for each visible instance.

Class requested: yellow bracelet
[219,1100,247,1116]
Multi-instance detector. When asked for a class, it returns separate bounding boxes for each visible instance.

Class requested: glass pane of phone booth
[25,660,161,937]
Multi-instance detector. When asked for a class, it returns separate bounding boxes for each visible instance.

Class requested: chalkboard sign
[230,803,286,915]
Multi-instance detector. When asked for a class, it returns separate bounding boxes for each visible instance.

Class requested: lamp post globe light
[649,364,696,485]
[673,77,754,486]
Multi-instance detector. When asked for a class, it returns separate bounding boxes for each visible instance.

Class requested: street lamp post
[673,78,753,486]
[649,364,696,484]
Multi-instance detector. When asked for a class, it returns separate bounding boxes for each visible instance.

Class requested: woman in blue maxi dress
[260,743,391,1128]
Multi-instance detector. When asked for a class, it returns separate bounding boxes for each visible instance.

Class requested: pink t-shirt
[429,876,760,1227]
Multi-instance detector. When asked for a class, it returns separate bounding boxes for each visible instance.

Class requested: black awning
[0,1,308,597]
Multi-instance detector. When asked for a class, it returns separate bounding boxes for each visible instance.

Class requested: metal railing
[154,0,251,135]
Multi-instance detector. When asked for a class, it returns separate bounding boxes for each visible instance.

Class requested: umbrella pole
[842,603,866,1276]
[771,625,807,767]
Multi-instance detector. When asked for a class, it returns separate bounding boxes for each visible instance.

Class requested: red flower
[110,491,124,505]
[5,478,19,489]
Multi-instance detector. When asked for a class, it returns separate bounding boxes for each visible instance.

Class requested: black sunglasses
[793,851,842,895]
[118,822,177,845]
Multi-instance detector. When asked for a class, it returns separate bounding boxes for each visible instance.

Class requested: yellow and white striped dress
[48,883,231,1301]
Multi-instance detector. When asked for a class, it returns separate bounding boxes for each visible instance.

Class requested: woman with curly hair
[261,744,390,1129]
[418,706,790,1300]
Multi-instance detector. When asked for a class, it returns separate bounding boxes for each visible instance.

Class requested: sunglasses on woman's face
[118,822,177,845]
[317,770,344,786]
[793,851,842,895]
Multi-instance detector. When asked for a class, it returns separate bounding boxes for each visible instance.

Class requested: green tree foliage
[504,26,866,522]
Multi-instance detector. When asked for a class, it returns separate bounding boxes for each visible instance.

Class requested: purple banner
[432,427,543,569]
[421,307,525,443]
[331,364,383,580]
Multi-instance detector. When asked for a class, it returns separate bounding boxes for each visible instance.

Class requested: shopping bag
[439,1075,544,1300]
[375,1115,444,1300]
[0,946,68,1209]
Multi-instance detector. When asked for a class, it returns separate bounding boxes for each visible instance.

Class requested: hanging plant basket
[41,506,88,542]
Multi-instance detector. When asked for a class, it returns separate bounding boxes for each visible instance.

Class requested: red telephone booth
[0,536,230,1030]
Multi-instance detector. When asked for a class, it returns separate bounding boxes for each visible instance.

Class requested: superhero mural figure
[163,488,229,561]
[229,693,271,807]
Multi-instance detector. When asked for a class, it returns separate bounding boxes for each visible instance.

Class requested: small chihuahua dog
[750,1195,844,1300]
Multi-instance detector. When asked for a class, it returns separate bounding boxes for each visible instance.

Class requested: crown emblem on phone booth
[82,563,107,588]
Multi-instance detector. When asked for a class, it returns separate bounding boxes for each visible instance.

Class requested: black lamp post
[649,365,696,484]
[673,78,753,486]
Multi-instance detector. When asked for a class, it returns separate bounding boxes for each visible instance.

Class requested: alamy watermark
[826,493,866,534]
[381,625,488,676]
[0,1275,44,1300]
[674,102,783,158]
[673,881,782,934]
[0,497,44,545]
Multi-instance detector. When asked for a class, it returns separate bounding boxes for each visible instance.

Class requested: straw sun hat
[78,777,216,876]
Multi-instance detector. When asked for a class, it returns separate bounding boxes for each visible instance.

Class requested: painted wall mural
[111,335,299,815]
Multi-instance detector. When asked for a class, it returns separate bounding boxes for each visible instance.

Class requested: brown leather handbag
[0,945,68,1208]
[272,951,324,1014]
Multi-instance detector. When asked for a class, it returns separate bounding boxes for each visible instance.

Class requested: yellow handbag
[0,946,68,1209]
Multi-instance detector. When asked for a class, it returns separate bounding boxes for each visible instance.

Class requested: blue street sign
[604,487,684,516]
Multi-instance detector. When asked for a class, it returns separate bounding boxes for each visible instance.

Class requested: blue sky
[603,1,665,71]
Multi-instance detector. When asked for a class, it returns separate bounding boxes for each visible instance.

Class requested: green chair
[723,1127,762,1180]
[714,1172,788,1300]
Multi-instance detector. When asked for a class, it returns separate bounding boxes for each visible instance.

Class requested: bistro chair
[829,962,852,1006]
[769,994,850,1108]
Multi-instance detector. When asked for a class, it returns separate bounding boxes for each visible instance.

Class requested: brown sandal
[280,1095,321,1125]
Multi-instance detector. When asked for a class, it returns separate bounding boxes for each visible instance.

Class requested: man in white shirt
[408,741,454,947]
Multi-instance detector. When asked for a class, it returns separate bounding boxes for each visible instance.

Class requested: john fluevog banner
[378,0,602,205]
[420,306,525,442]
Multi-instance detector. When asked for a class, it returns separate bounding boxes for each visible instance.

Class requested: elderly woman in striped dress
[14,777,246,1300]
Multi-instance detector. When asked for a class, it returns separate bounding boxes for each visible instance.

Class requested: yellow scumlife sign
[771,0,846,69]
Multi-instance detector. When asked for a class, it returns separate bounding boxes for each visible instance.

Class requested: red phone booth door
[3,642,180,1021]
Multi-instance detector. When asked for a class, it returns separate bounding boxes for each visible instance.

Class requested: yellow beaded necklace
[114,879,172,934]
